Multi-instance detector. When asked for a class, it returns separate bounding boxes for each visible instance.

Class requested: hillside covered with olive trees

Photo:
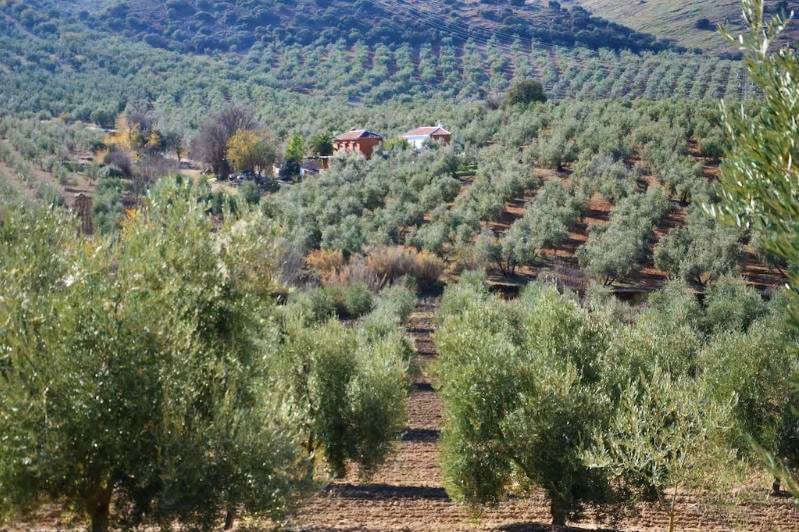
[1,0,798,530]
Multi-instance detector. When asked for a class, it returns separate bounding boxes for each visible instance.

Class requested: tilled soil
[291,302,799,531]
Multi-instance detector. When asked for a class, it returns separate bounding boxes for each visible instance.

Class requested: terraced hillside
[575,0,799,51]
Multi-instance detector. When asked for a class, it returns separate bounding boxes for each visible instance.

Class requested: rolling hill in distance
[82,0,679,53]
[0,0,773,126]
[575,0,799,51]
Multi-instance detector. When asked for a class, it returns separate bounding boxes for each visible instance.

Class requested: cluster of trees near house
[267,91,778,290]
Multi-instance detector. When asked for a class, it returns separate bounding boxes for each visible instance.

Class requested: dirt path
[290,301,799,531]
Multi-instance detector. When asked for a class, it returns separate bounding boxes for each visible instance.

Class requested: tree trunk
[550,499,567,530]
[667,487,678,532]
[332,460,347,480]
[224,507,236,530]
[88,485,112,532]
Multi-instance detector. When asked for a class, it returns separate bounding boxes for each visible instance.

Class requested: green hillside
[86,0,677,53]
[574,0,798,51]
[0,0,751,126]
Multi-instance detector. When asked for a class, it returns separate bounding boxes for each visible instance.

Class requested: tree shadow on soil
[323,483,450,502]
[498,524,617,532]
[412,382,434,392]
[401,428,440,442]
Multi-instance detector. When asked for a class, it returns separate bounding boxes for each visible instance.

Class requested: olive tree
[0,182,311,531]
[654,207,741,288]
[712,0,799,494]
[699,320,799,493]
[278,309,410,479]
[579,189,670,285]
[713,0,798,316]
[436,282,612,526]
[503,79,547,107]
[482,181,582,274]
[586,367,737,532]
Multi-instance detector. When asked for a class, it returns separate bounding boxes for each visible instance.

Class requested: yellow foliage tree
[226,129,276,175]
[145,130,163,153]
[105,115,145,154]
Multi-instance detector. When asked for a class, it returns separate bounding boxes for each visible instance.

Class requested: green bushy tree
[0,182,311,531]
[278,317,409,479]
[655,207,741,287]
[586,367,737,532]
[702,275,767,334]
[504,79,547,107]
[699,321,799,493]
[579,189,670,286]
[713,0,799,494]
[714,0,798,319]
[436,282,612,526]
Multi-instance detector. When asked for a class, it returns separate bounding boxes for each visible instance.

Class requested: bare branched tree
[190,106,258,177]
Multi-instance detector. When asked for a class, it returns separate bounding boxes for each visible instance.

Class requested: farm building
[333,129,384,159]
[401,125,452,149]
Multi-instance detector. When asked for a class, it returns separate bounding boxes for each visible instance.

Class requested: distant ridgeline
[88,0,680,54]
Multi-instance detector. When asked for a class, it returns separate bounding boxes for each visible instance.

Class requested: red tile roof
[401,126,451,137]
[334,129,384,141]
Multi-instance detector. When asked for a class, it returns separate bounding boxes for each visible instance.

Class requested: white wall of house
[402,135,430,149]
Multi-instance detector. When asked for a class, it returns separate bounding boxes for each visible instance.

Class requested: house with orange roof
[333,129,384,159]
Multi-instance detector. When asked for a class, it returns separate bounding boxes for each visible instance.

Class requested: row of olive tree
[0,179,410,531]
[436,274,797,529]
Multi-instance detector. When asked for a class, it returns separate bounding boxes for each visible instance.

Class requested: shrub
[239,180,262,204]
[291,283,374,321]
[702,275,767,334]
[103,149,132,178]
[366,246,445,292]
[306,248,346,282]
[360,283,417,342]
[375,282,417,323]
[342,282,375,318]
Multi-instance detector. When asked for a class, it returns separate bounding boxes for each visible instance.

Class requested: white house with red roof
[400,125,452,150]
